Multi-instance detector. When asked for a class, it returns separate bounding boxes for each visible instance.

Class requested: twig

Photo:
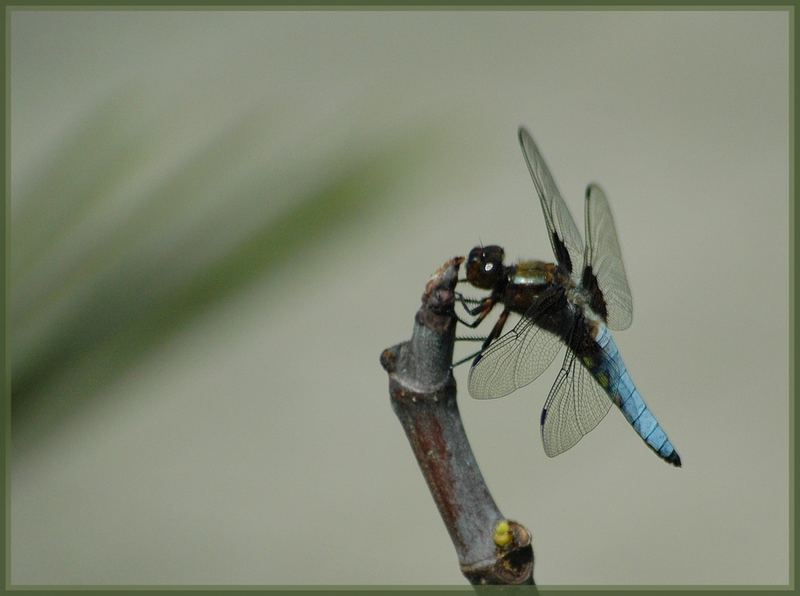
[380,257,535,585]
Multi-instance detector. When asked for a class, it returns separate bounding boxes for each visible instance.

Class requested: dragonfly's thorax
[509,260,557,285]
[502,260,559,315]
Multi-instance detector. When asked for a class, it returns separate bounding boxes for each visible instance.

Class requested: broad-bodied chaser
[458,127,681,467]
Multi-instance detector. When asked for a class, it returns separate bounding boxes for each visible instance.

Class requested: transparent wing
[518,127,584,283]
[540,327,614,457]
[468,292,566,400]
[583,183,633,330]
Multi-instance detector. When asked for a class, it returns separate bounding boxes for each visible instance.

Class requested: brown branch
[380,257,535,585]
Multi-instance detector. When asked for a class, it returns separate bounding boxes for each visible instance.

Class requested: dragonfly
[456,127,681,467]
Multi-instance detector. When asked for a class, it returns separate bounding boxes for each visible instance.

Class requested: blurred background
[9,9,789,586]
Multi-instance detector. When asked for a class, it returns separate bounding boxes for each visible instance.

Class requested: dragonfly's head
[466,245,505,289]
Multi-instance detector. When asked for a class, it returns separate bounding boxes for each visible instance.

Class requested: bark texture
[380,257,534,585]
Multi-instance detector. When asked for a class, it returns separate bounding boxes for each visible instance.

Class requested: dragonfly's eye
[466,245,504,289]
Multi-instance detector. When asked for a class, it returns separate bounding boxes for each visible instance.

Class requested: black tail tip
[666,450,682,468]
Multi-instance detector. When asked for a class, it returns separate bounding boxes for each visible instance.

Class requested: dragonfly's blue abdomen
[593,325,681,467]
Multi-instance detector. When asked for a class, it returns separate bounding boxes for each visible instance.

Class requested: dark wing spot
[581,265,608,322]
[552,232,572,274]
[540,408,548,426]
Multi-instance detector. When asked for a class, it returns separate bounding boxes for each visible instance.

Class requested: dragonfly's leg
[455,335,487,342]
[451,350,482,368]
[455,292,485,306]
[456,296,496,328]
[482,307,510,350]
[455,291,494,316]
[451,307,511,369]
[456,335,487,341]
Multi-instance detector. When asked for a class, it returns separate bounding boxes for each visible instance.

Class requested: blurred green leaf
[11,97,441,439]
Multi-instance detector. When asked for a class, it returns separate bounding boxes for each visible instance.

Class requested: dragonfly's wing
[540,326,613,457]
[582,183,633,331]
[468,291,566,400]
[518,127,585,283]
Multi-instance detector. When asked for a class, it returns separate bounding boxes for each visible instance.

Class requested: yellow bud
[493,520,513,547]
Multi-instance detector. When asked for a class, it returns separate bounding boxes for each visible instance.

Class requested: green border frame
[1,3,795,594]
